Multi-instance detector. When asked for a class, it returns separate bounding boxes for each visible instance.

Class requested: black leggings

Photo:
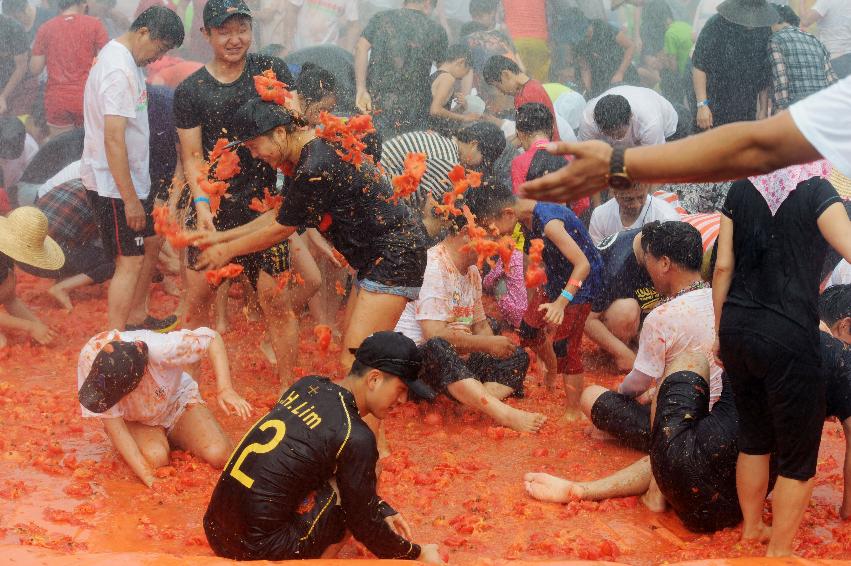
[18,242,115,284]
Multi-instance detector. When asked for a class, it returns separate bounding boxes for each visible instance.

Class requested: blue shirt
[527,202,603,303]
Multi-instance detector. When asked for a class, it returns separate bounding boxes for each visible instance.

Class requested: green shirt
[664,21,694,75]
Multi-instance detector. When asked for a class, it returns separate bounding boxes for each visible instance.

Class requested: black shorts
[590,391,651,453]
[205,482,346,560]
[188,241,290,289]
[415,337,529,400]
[87,191,155,258]
[650,371,741,533]
[719,331,825,480]
[825,360,851,422]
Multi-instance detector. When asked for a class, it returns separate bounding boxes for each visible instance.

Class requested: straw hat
[829,167,851,200]
[0,207,64,270]
[717,0,781,27]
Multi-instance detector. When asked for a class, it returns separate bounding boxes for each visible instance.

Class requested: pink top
[482,249,527,328]
[502,0,548,40]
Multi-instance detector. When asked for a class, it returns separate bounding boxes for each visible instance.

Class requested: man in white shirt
[588,182,681,244]
[579,85,679,147]
[803,0,851,78]
[81,6,183,331]
[284,0,360,53]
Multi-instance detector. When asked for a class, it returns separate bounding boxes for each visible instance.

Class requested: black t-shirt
[148,85,177,200]
[0,15,28,90]
[204,375,420,560]
[363,8,448,134]
[18,128,84,185]
[0,251,13,285]
[276,138,426,282]
[173,54,294,229]
[822,331,851,421]
[719,178,841,362]
[692,15,771,127]
[592,228,660,314]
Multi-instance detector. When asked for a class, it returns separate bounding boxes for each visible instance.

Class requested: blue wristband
[194,196,211,206]
[697,99,710,108]
[560,289,574,302]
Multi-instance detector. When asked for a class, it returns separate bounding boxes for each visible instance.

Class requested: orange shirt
[502,0,548,40]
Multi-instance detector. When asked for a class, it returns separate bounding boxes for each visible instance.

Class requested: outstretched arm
[102,417,157,487]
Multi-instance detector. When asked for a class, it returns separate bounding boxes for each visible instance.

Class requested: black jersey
[204,375,420,561]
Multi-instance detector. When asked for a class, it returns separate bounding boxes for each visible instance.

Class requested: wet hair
[1,0,27,15]
[516,103,553,136]
[463,179,516,222]
[455,121,506,174]
[774,4,800,27]
[131,6,185,48]
[483,55,520,85]
[296,63,337,105]
[0,116,26,160]
[469,0,498,17]
[350,359,371,377]
[459,21,489,37]
[58,0,86,10]
[820,285,851,326]
[594,94,631,133]
[439,43,473,67]
[640,221,702,271]
[403,0,438,7]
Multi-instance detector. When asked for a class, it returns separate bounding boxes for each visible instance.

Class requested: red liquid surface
[1,274,849,563]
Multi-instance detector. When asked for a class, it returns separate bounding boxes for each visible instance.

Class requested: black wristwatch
[607,146,633,190]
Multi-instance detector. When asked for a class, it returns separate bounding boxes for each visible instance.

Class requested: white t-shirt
[632,287,723,408]
[80,40,151,199]
[789,76,851,177]
[77,328,215,428]
[579,85,679,147]
[395,243,486,346]
[291,0,359,51]
[812,0,851,59]
[828,259,851,288]
[37,160,81,198]
[0,133,38,189]
[588,195,682,245]
[554,89,586,132]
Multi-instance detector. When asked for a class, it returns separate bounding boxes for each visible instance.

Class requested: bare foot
[544,371,557,391]
[524,472,585,503]
[46,286,73,312]
[499,406,547,433]
[741,522,771,544]
[558,408,583,424]
[640,487,666,512]
[586,425,614,441]
[260,338,277,365]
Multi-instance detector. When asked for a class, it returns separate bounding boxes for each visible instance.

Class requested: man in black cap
[203,331,445,563]
[174,0,309,389]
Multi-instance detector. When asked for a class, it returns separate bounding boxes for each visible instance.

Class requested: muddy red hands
[390,152,428,204]
[152,205,192,249]
[315,111,377,169]
[525,239,547,289]
[197,138,241,216]
[205,263,244,286]
[248,188,284,213]
[253,69,294,107]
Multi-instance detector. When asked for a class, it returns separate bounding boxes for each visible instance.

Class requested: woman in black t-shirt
[712,161,851,557]
[192,99,427,371]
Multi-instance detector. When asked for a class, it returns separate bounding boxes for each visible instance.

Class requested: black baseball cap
[350,331,435,400]
[203,0,251,29]
[78,341,149,413]
[225,98,298,148]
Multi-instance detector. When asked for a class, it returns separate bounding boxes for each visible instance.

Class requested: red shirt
[512,140,589,217]
[515,79,561,142]
[32,14,108,101]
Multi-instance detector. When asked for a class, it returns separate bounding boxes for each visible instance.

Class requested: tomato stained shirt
[204,375,420,561]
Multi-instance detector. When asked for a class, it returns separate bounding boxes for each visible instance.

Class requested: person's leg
[579,385,608,420]
[525,456,653,503]
[182,268,216,330]
[214,280,232,335]
[448,378,546,432]
[287,232,321,313]
[481,381,513,400]
[124,421,171,469]
[167,404,233,469]
[126,235,165,326]
[340,288,409,369]
[562,373,584,422]
[599,298,641,366]
[47,273,94,312]
[257,270,299,391]
[109,255,145,329]
[766,476,813,556]
[737,453,772,542]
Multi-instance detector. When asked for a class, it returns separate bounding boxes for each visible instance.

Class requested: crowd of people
[1,0,851,562]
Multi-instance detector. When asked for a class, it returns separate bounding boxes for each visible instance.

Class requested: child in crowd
[465,182,603,422]
[77,327,252,487]
[428,43,477,136]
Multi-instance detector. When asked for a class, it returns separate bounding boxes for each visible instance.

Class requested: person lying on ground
[77,327,252,487]
[464,181,603,422]
[203,331,445,563]
[0,206,61,348]
[525,351,743,534]
[393,208,546,432]
[582,221,722,449]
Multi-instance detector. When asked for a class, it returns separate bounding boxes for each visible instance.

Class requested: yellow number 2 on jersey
[229,419,287,489]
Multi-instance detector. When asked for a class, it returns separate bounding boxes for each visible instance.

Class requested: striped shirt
[380,130,460,210]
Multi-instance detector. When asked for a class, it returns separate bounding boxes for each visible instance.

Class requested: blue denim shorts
[356,278,421,300]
